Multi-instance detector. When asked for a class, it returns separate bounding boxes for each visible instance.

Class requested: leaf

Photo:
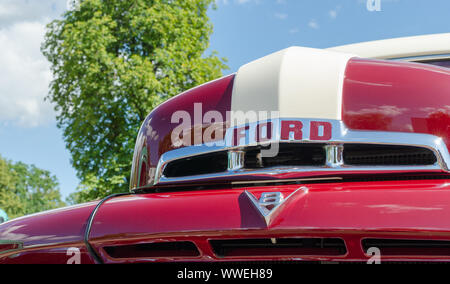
[0,155,65,219]
[42,0,228,203]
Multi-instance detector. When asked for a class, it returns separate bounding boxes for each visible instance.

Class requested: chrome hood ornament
[244,187,308,226]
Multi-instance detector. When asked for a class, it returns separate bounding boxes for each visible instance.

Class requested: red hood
[0,201,98,264]
[88,179,450,263]
[2,179,450,263]
[92,180,450,235]
[343,58,450,149]
[130,56,450,191]
[0,201,97,247]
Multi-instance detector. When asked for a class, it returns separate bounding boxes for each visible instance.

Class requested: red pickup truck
[2,34,450,264]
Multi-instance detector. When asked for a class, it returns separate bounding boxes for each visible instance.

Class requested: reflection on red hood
[343,58,450,149]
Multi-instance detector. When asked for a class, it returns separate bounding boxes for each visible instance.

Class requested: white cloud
[329,5,342,19]
[274,12,288,20]
[308,19,319,29]
[0,0,67,127]
[0,21,54,127]
[329,10,337,19]
[0,2,20,17]
[0,0,66,28]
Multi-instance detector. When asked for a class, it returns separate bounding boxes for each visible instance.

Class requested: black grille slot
[344,145,437,166]
[210,238,346,258]
[362,239,450,256]
[163,151,228,178]
[103,242,200,259]
[245,144,326,169]
[162,143,438,179]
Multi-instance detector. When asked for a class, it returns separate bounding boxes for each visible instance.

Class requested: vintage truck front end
[3,40,450,263]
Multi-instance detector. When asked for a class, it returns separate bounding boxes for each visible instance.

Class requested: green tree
[0,157,24,218]
[42,0,227,203]
[0,156,65,219]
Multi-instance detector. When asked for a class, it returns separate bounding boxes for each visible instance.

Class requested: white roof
[328,33,450,60]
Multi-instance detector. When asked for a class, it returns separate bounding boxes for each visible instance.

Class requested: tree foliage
[42,0,227,203]
[0,156,65,219]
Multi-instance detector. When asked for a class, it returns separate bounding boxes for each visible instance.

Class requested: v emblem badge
[244,187,308,226]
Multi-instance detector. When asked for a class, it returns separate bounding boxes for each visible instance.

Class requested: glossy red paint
[3,179,450,263]
[0,201,98,264]
[86,179,450,263]
[343,58,450,150]
[6,57,450,264]
[0,246,95,264]
[130,74,235,188]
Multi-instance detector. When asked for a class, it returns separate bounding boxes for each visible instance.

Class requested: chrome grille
[152,119,450,187]
[162,143,438,179]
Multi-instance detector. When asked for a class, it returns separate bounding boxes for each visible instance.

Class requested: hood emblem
[244,187,308,226]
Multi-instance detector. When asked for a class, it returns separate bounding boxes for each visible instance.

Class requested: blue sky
[1,0,450,200]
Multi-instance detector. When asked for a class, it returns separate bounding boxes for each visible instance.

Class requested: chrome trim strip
[228,150,245,171]
[231,177,342,185]
[156,165,442,185]
[324,144,344,168]
[153,119,450,185]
